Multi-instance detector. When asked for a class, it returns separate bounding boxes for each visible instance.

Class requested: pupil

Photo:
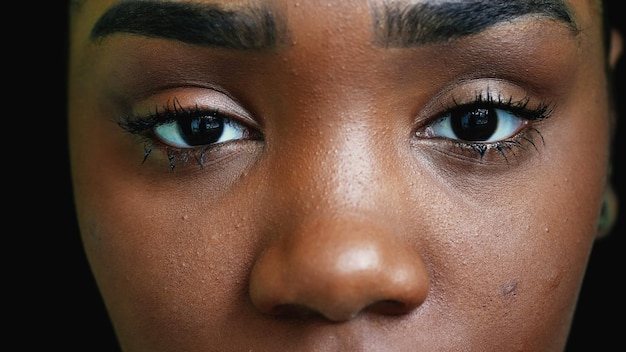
[180,114,224,146]
[451,108,497,141]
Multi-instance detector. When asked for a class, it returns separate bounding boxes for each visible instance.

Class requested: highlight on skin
[67,0,621,351]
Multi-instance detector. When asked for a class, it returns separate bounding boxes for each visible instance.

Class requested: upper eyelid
[122,81,551,131]
[123,89,260,129]
[414,80,555,125]
[119,104,250,137]
[444,94,554,121]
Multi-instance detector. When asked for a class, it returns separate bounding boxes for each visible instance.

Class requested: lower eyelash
[133,136,216,169]
[120,91,552,168]
[436,90,554,162]
[452,127,546,164]
[117,99,250,169]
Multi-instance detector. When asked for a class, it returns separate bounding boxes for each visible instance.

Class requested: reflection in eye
[429,107,525,143]
[154,111,249,148]
[118,100,262,169]
[416,92,554,162]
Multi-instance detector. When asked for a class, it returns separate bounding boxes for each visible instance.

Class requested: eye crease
[117,98,262,169]
[417,90,554,162]
[118,88,554,168]
[68,0,622,350]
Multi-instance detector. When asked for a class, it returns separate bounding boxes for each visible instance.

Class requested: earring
[597,187,618,238]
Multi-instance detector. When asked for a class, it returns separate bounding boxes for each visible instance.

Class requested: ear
[609,29,623,70]
[597,184,618,239]
[600,30,623,239]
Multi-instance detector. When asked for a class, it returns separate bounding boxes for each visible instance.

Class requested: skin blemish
[547,271,564,290]
[67,0,621,350]
[500,280,519,297]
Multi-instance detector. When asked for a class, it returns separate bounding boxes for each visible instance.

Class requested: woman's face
[68,0,617,351]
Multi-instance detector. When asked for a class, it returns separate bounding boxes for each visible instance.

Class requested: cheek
[75,184,261,348]
[412,190,597,349]
[71,124,260,348]
[417,111,608,347]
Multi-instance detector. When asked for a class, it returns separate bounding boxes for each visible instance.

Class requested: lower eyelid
[412,128,546,167]
[118,104,263,169]
[414,104,550,165]
[129,130,263,171]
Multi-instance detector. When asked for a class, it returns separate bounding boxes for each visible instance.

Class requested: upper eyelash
[117,91,554,168]
[446,90,555,121]
[431,90,555,163]
[117,98,224,135]
[117,98,243,169]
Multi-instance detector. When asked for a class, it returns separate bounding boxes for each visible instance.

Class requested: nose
[249,215,430,322]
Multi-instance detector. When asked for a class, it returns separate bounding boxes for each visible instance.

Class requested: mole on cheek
[500,280,519,298]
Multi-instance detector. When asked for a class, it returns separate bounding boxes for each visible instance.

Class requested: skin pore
[68,0,622,351]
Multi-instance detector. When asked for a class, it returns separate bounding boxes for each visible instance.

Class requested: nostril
[270,304,322,319]
[249,218,431,323]
[271,300,414,321]
[365,300,413,316]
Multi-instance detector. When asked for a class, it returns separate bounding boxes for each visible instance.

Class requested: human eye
[117,97,262,169]
[417,90,554,163]
[152,106,249,148]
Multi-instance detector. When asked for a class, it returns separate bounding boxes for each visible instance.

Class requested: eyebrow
[373,0,579,47]
[90,0,283,50]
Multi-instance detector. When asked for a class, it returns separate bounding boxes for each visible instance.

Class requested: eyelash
[117,91,554,169]
[421,91,554,162]
[117,99,261,169]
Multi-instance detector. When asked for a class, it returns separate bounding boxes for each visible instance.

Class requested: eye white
[154,117,247,148]
[429,108,525,143]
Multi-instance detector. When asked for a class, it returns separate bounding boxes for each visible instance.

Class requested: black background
[16,1,623,351]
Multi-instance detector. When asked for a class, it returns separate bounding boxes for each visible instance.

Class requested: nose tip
[249,221,430,322]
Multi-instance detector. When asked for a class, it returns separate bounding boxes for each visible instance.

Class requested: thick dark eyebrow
[373,0,579,47]
[90,0,284,50]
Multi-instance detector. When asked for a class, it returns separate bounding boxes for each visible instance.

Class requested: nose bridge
[325,124,393,211]
[266,93,409,238]
[249,99,430,321]
[269,98,400,217]
[243,0,433,324]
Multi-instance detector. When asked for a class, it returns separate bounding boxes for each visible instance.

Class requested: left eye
[428,106,525,143]
[154,112,249,148]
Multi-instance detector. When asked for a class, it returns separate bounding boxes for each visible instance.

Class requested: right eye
[154,110,253,148]
[427,106,526,143]
[118,95,264,169]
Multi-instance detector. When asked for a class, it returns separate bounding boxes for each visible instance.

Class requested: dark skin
[67,0,623,351]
